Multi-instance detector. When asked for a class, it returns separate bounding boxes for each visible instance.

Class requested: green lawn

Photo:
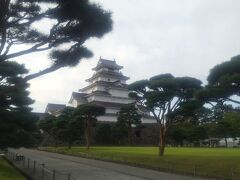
[42,146,240,179]
[0,156,25,180]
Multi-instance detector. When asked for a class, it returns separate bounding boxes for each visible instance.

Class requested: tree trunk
[0,0,10,54]
[224,137,228,148]
[53,136,58,148]
[159,125,166,156]
[128,122,133,146]
[128,128,133,146]
[85,119,91,150]
[54,140,58,148]
[68,140,72,149]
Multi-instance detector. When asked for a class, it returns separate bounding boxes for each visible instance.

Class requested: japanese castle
[45,58,155,123]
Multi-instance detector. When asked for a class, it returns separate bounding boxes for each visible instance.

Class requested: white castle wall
[108,89,129,98]
[97,115,117,122]
[82,85,105,93]
[97,115,156,123]
[86,95,134,104]
[97,76,121,82]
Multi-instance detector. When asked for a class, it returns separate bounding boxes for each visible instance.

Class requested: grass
[0,156,25,180]
[42,146,240,179]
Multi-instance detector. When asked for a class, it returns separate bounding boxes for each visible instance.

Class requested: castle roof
[80,80,128,92]
[92,58,123,71]
[86,71,129,82]
[90,101,128,108]
[72,92,87,100]
[69,92,87,104]
[85,90,111,97]
[45,103,66,114]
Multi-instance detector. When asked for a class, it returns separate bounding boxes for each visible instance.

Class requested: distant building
[219,137,240,147]
[45,103,66,116]
[45,58,155,123]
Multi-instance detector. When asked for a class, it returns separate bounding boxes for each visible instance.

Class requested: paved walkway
[10,148,207,180]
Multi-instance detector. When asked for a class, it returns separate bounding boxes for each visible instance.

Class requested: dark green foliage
[167,123,208,146]
[39,105,105,148]
[38,115,59,145]
[186,126,208,145]
[117,104,141,126]
[0,111,39,149]
[201,55,240,105]
[75,104,105,149]
[0,0,113,80]
[116,104,141,145]
[167,125,186,146]
[56,107,84,148]
[223,112,240,137]
[169,100,203,121]
[95,123,116,145]
[75,104,106,117]
[196,86,232,104]
[0,0,112,147]
[39,107,84,148]
[129,74,202,156]
[0,61,38,148]
[206,112,240,147]
[194,55,240,144]
[38,115,57,133]
[111,124,129,145]
[0,62,33,110]
[208,55,240,84]
[128,80,149,94]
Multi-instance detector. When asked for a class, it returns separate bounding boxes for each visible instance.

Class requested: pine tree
[0,61,38,148]
[0,0,112,80]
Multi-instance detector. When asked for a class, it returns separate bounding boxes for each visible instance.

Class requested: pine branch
[1,42,50,61]
[171,98,182,111]
[0,0,10,54]
[3,41,13,55]
[226,98,240,105]
[24,66,60,81]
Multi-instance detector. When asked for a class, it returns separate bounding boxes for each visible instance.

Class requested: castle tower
[68,58,155,123]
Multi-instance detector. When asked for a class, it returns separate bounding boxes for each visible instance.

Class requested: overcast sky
[17,0,240,112]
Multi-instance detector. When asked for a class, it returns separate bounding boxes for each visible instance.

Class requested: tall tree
[195,55,240,140]
[95,123,115,145]
[0,0,112,148]
[56,107,84,149]
[129,74,202,156]
[0,0,112,80]
[0,61,38,148]
[74,104,105,150]
[198,55,240,106]
[223,112,240,138]
[167,123,208,147]
[117,104,141,145]
[38,114,59,146]
[209,111,240,147]
[39,107,84,148]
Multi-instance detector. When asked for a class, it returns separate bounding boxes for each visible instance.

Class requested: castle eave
[92,58,123,71]
[80,81,128,92]
[69,92,87,103]
[86,72,129,82]
[90,101,130,108]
